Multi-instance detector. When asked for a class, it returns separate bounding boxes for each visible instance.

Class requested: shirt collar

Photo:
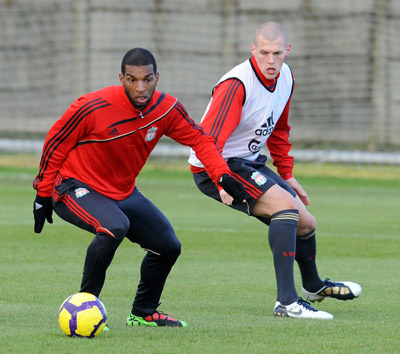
[250,56,280,91]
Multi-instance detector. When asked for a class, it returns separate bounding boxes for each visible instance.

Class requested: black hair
[121,48,157,75]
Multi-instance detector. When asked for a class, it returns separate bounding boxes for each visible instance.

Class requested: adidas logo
[108,128,119,136]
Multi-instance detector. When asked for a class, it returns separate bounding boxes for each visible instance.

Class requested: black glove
[33,196,53,233]
[219,174,246,205]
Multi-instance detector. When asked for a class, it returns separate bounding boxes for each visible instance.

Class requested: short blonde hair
[255,22,287,45]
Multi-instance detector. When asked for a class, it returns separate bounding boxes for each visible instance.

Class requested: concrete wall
[1,0,399,150]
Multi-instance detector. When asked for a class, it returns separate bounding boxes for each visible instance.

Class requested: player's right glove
[219,174,246,205]
[33,195,53,233]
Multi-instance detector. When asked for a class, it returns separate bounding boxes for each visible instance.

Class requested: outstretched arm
[166,101,245,204]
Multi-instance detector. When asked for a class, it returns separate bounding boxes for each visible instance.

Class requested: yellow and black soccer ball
[58,292,107,338]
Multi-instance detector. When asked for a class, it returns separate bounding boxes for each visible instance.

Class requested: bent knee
[282,197,298,211]
[297,211,316,235]
[165,239,182,260]
[253,186,298,217]
[98,218,130,241]
[144,234,182,260]
[272,192,298,211]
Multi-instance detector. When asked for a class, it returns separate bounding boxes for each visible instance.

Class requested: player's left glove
[219,174,246,205]
[33,195,53,233]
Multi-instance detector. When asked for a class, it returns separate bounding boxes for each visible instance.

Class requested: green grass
[0,155,399,353]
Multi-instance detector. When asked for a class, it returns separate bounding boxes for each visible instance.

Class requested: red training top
[33,86,232,200]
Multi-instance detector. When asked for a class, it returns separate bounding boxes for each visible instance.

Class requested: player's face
[250,35,291,80]
[119,64,159,110]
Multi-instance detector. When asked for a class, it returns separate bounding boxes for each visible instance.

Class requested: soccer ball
[58,292,107,338]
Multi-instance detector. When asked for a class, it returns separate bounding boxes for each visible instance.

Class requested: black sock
[268,209,299,305]
[295,230,324,292]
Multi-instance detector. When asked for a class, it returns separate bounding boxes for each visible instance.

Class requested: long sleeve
[33,96,94,196]
[200,79,244,152]
[266,97,294,179]
[166,101,232,187]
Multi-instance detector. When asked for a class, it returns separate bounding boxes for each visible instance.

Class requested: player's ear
[285,43,291,57]
[250,43,256,56]
[119,73,124,84]
[155,72,159,85]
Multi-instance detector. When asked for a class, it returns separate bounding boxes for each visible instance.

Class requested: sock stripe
[271,212,299,222]
[297,229,316,240]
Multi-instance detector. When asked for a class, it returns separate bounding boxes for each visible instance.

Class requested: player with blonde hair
[189,22,361,319]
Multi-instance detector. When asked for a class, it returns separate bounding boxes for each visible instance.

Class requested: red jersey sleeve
[33,96,92,196]
[267,96,294,180]
[189,79,244,189]
[200,79,244,151]
[165,101,232,187]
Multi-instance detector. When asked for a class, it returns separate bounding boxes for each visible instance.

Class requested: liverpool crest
[145,127,157,141]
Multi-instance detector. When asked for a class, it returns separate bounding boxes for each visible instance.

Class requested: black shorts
[52,177,181,257]
[193,155,296,223]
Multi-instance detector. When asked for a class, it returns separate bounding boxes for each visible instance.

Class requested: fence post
[72,0,90,96]
[368,0,388,151]
[220,0,239,72]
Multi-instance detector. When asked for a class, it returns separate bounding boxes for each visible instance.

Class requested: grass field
[0,154,399,353]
